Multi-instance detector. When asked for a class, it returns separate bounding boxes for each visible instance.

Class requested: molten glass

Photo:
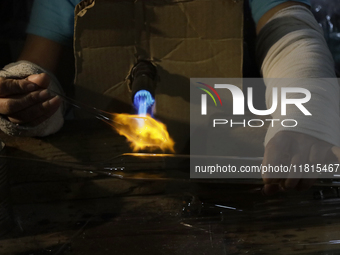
[111,113,175,152]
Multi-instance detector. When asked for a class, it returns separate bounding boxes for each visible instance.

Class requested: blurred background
[0,0,339,74]
[312,0,340,74]
[0,0,34,67]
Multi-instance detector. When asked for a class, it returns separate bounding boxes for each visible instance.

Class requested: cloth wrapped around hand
[0,60,65,137]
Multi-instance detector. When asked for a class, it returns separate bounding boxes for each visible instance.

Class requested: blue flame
[134,90,155,116]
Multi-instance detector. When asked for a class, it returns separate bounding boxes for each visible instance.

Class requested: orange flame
[111,113,175,152]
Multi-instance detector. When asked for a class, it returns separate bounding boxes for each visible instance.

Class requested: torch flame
[111,113,175,152]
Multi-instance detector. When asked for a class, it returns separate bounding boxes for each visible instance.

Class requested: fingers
[262,179,316,195]
[0,73,50,98]
[295,179,317,191]
[8,96,61,125]
[310,142,333,164]
[0,77,37,97]
[262,132,291,183]
[26,73,50,89]
[0,88,61,126]
[331,146,340,162]
[0,74,61,127]
[262,131,333,196]
[283,148,311,190]
[0,89,52,115]
[262,183,284,196]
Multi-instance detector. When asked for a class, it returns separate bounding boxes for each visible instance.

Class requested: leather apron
[73,0,244,153]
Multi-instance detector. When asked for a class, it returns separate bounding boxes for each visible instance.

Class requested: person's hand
[262,131,337,195]
[0,73,61,127]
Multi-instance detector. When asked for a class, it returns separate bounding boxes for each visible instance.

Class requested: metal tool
[49,90,122,128]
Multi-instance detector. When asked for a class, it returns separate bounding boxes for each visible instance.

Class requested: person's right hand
[262,131,337,195]
[0,73,61,127]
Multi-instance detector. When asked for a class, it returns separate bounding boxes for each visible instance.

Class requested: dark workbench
[0,119,340,255]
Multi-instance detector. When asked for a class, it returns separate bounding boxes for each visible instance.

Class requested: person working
[0,0,338,194]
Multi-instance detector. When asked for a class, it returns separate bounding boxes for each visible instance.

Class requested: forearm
[18,34,63,74]
[256,4,340,146]
[256,1,310,34]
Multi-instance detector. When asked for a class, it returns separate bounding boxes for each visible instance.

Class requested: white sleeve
[256,5,340,147]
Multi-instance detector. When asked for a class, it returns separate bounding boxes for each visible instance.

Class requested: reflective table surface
[0,120,339,255]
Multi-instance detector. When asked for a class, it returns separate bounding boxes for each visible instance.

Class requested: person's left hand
[262,131,337,195]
